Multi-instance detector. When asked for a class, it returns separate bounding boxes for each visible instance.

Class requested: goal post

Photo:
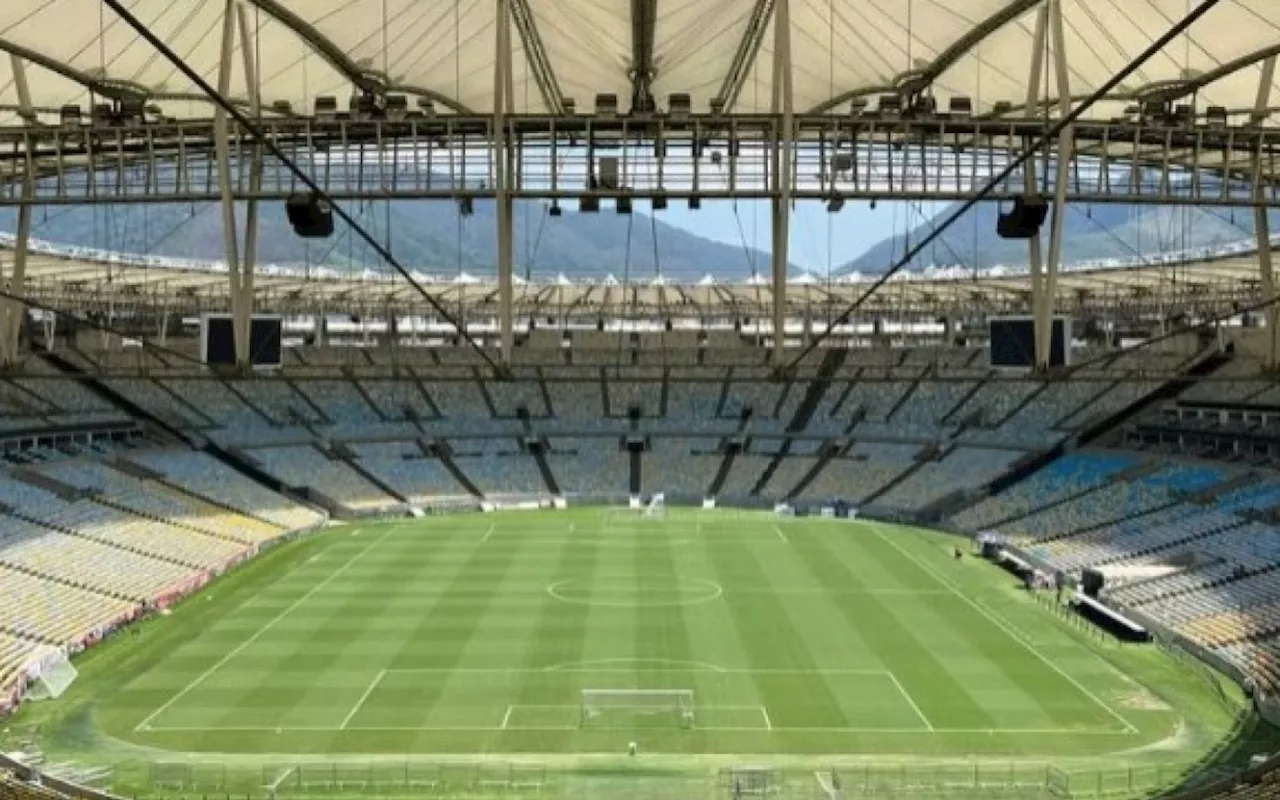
[601,493,666,524]
[24,651,77,701]
[813,770,844,800]
[580,688,694,728]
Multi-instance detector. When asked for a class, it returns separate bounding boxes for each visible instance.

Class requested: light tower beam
[214,0,248,369]
[3,53,34,366]
[495,0,515,364]
[770,0,793,366]
[1254,55,1278,369]
[1040,0,1073,371]
[237,1,263,371]
[1021,2,1048,370]
[628,0,658,114]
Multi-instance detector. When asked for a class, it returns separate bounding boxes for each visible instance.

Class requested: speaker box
[996,195,1049,239]
[1081,568,1104,597]
[285,193,334,238]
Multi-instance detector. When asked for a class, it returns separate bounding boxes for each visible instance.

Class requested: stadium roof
[0,0,1278,126]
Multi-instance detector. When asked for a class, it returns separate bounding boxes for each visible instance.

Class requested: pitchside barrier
[115,759,1217,800]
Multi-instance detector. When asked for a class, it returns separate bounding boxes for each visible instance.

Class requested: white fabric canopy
[0,1,1275,124]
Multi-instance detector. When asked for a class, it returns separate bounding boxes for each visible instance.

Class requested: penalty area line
[885,670,934,731]
[133,528,394,733]
[772,524,788,543]
[341,669,387,730]
[870,524,1139,735]
[481,524,496,543]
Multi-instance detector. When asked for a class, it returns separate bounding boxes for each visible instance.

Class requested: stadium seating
[346,441,466,502]
[875,446,1023,511]
[950,451,1137,530]
[292,380,382,427]
[161,379,268,428]
[799,443,923,503]
[0,518,197,600]
[642,438,722,496]
[451,439,546,497]
[0,565,135,646]
[358,379,435,420]
[545,437,629,496]
[250,445,398,512]
[124,450,324,530]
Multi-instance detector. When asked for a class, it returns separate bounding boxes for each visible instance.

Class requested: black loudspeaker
[996,195,1049,239]
[1081,568,1104,597]
[285,193,334,238]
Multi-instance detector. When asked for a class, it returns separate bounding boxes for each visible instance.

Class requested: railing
[0,758,1222,800]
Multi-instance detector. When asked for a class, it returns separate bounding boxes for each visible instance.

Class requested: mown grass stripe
[790,531,997,730]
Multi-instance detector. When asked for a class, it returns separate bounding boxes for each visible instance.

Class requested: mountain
[0,161,800,282]
[839,199,1280,274]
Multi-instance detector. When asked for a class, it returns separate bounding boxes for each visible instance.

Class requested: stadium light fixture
[595,93,618,117]
[314,95,337,119]
[949,97,973,118]
[385,95,409,121]
[58,105,81,128]
[668,93,691,120]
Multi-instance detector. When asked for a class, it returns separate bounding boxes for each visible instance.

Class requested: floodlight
[668,93,691,120]
[594,93,618,117]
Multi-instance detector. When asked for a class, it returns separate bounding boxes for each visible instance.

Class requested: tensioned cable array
[99,0,504,376]
[781,0,1227,375]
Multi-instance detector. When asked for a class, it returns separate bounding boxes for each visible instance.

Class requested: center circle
[546,577,723,607]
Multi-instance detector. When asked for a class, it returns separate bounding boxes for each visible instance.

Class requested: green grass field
[11,509,1265,798]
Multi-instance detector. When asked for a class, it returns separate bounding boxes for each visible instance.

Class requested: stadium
[5,2,1280,800]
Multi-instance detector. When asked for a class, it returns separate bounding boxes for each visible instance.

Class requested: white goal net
[813,771,844,800]
[25,652,78,700]
[602,494,666,524]
[580,688,694,728]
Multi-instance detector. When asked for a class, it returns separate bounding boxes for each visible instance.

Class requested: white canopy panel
[0,1,1276,124]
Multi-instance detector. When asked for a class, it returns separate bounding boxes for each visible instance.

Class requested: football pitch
[60,508,1244,769]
